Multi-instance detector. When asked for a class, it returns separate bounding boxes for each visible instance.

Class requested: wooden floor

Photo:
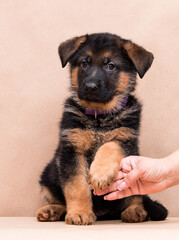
[0,217,179,240]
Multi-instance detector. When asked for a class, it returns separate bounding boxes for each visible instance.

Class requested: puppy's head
[58,33,153,111]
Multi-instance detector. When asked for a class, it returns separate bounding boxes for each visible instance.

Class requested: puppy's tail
[143,195,168,221]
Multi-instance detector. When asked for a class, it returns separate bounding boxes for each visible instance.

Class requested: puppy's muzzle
[84,81,98,94]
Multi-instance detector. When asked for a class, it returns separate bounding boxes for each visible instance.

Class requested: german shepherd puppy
[36,33,168,225]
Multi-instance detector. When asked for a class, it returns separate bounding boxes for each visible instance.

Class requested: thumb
[117,168,141,190]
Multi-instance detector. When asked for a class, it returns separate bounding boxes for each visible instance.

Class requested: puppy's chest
[61,118,134,155]
[84,112,123,130]
[89,118,119,130]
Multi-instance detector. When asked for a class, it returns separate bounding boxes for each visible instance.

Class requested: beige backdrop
[0,0,179,217]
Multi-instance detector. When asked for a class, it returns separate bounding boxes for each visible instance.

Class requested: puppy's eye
[80,60,89,69]
[106,62,115,71]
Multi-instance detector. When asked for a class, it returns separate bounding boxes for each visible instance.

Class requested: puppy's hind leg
[121,196,148,223]
[36,186,66,222]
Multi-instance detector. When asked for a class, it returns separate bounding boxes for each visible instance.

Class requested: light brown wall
[0,0,179,217]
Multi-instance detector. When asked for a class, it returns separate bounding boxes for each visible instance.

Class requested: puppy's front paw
[88,160,118,191]
[65,212,96,225]
[88,141,123,191]
[36,205,65,222]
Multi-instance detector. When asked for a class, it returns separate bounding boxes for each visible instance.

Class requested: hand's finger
[95,179,123,196]
[118,168,141,190]
[114,171,125,181]
[104,187,135,200]
[94,188,109,196]
[119,156,138,171]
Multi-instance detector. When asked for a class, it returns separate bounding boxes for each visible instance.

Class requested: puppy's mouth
[78,89,114,103]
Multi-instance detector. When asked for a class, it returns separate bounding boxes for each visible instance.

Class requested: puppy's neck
[85,96,128,118]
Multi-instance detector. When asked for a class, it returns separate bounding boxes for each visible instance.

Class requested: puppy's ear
[123,41,154,78]
[58,35,87,68]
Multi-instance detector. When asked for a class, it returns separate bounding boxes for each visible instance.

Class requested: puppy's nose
[84,82,98,93]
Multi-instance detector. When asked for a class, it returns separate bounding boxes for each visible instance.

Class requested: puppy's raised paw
[88,160,118,191]
[88,142,122,191]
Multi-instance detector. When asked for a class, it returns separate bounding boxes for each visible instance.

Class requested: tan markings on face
[95,50,112,65]
[116,71,130,93]
[86,50,93,56]
[41,186,61,204]
[88,141,125,190]
[64,155,96,225]
[71,67,79,89]
[80,95,119,111]
[102,50,112,59]
[66,129,95,153]
[121,196,147,223]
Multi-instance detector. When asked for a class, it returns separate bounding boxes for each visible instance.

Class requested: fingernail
[118,181,127,189]
[117,186,122,191]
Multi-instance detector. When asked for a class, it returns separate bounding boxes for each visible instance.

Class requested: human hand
[94,156,168,200]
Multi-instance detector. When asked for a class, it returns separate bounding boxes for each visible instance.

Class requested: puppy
[36,33,168,225]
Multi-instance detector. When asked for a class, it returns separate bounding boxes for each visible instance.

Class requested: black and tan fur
[36,33,168,224]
